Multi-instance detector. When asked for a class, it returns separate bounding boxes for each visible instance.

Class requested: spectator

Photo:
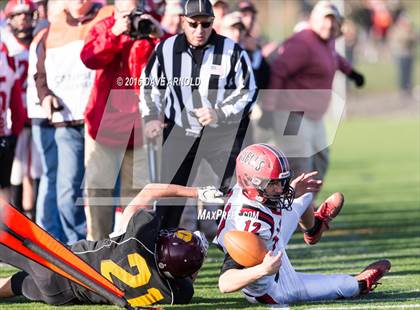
[210,0,229,34]
[221,11,246,44]
[260,0,365,207]
[1,0,41,220]
[236,0,270,90]
[27,0,65,240]
[32,0,49,34]
[342,19,358,65]
[236,0,257,37]
[161,0,184,36]
[228,3,270,151]
[34,1,111,244]
[0,41,25,204]
[80,0,163,240]
[221,10,259,149]
[388,13,417,99]
[140,0,257,229]
[370,0,392,43]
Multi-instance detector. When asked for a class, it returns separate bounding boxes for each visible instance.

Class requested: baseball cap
[236,0,257,14]
[4,0,35,17]
[223,11,245,29]
[311,1,342,22]
[184,0,214,18]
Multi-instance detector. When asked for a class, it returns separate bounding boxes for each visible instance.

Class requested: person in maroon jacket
[80,0,163,240]
[260,1,364,210]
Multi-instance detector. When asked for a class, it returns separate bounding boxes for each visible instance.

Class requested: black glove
[348,70,365,88]
[258,109,275,130]
[0,136,16,159]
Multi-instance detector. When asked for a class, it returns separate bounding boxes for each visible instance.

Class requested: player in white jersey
[215,143,391,305]
[1,0,34,93]
[0,42,25,202]
[1,0,41,219]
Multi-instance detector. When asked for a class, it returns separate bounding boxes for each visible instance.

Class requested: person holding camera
[81,0,164,241]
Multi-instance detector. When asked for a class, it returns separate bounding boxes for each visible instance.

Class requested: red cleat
[304,192,344,245]
[355,260,391,294]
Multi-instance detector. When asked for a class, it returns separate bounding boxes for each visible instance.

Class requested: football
[224,230,268,267]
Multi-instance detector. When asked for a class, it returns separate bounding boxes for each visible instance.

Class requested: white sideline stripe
[308,304,420,310]
[385,289,420,294]
[387,275,420,280]
[306,297,420,306]
[327,297,420,303]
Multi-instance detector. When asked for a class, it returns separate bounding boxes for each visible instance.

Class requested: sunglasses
[187,20,213,29]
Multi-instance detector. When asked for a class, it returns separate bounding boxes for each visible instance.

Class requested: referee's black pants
[157,118,253,229]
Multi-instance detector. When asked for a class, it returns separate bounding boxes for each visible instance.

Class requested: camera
[128,7,155,39]
[0,135,16,158]
[0,137,9,152]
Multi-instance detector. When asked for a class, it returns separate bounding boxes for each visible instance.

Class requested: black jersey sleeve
[220,253,244,275]
[124,209,161,249]
[70,237,100,253]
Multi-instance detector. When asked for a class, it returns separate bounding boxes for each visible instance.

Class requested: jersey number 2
[101,253,164,306]
[0,76,6,112]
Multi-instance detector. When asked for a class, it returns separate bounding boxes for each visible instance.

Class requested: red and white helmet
[236,143,295,209]
[4,0,35,18]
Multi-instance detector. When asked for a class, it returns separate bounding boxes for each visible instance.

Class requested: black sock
[358,280,367,292]
[304,218,322,236]
[10,271,28,296]
[10,185,23,212]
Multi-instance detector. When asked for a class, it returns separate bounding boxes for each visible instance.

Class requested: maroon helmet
[156,229,207,278]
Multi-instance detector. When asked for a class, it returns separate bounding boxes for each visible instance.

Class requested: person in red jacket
[0,43,25,203]
[80,0,163,240]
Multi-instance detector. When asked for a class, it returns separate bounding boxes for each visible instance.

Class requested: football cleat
[304,192,344,245]
[355,260,391,294]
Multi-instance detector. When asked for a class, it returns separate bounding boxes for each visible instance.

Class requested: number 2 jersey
[213,184,283,296]
[0,43,25,137]
[70,209,193,307]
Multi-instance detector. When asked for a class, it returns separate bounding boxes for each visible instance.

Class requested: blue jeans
[55,126,86,244]
[32,124,65,242]
[398,56,413,92]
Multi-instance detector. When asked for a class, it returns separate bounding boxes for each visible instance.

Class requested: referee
[140,0,257,229]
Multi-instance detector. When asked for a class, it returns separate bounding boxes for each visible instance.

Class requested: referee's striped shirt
[140,31,258,132]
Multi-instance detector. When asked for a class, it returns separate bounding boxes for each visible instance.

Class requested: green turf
[1,117,419,310]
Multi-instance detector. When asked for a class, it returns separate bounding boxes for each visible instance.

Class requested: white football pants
[245,193,360,305]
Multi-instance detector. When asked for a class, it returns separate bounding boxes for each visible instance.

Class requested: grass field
[1,116,419,310]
